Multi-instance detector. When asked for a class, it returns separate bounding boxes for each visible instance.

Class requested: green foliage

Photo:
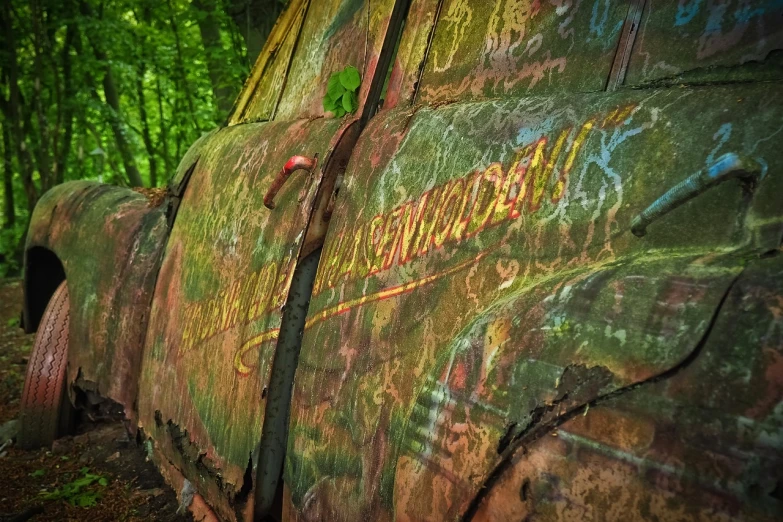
[322,66,361,118]
[0,0,286,275]
[40,467,109,508]
[0,221,27,277]
[30,469,46,478]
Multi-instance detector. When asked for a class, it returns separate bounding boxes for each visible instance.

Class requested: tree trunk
[101,71,144,187]
[156,76,173,177]
[137,65,158,187]
[30,0,54,192]
[2,125,15,229]
[193,0,235,118]
[0,2,39,212]
[79,1,144,187]
[225,0,284,66]
[135,4,158,186]
[167,0,200,132]
[55,19,78,185]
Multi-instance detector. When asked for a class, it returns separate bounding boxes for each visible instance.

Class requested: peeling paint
[22,1,783,520]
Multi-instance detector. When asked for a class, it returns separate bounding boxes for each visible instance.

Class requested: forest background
[0,0,287,275]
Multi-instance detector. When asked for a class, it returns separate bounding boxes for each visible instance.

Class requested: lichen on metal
[284,82,782,520]
[20,1,783,521]
[136,116,350,520]
[25,181,169,425]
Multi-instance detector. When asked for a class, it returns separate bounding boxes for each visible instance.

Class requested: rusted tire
[19,281,74,449]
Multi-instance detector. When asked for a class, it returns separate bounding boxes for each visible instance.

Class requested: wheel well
[24,246,66,333]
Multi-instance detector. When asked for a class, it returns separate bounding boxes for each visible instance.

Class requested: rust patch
[132,187,168,208]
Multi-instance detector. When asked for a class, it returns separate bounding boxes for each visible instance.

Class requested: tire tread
[19,282,71,449]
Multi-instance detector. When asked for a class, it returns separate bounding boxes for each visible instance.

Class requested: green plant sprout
[323,65,361,117]
[40,467,109,508]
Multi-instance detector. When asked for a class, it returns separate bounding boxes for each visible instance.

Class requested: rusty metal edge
[228,0,310,126]
[606,0,646,92]
[359,0,413,127]
[409,0,446,106]
[268,1,314,122]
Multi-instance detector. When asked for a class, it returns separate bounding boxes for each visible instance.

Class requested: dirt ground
[0,279,191,522]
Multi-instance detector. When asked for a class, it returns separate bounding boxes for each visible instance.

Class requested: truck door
[136,1,405,520]
[285,1,783,521]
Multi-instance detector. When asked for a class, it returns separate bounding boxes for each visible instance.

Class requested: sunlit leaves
[339,66,361,91]
[0,0,261,274]
[322,65,361,118]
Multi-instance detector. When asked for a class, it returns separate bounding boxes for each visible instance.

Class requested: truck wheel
[19,281,74,449]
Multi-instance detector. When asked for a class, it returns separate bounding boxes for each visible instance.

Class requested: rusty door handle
[631,153,764,237]
[263,155,317,210]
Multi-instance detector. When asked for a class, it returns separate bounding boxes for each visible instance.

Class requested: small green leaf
[342,91,353,113]
[73,477,93,488]
[339,66,361,91]
[326,75,346,101]
[75,492,99,507]
[41,488,61,499]
[30,469,46,477]
[323,95,337,112]
[79,467,90,474]
[323,66,361,116]
[98,477,108,487]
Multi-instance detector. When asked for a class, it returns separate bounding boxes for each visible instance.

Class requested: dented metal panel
[231,0,400,125]
[284,81,783,521]
[25,182,169,424]
[137,117,350,521]
[274,0,397,121]
[626,0,783,86]
[415,0,627,104]
[472,255,783,521]
[22,1,783,520]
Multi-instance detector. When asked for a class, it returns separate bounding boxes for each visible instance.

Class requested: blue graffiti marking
[590,0,610,37]
[675,0,704,26]
[707,123,732,166]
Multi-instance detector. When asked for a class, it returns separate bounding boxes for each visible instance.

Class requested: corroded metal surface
[137,117,350,520]
[230,0,309,124]
[626,0,783,86]
[274,0,396,121]
[472,255,783,521]
[232,0,397,124]
[382,0,441,110]
[22,1,783,519]
[415,0,627,103]
[24,181,169,424]
[285,81,782,520]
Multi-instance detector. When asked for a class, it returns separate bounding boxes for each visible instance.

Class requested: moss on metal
[285,81,783,520]
[25,181,169,424]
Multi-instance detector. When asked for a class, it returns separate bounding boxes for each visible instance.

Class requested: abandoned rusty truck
[17,0,783,520]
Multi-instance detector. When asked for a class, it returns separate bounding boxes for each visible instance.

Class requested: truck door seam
[606,0,646,92]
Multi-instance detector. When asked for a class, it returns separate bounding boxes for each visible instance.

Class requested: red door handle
[263,155,317,210]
